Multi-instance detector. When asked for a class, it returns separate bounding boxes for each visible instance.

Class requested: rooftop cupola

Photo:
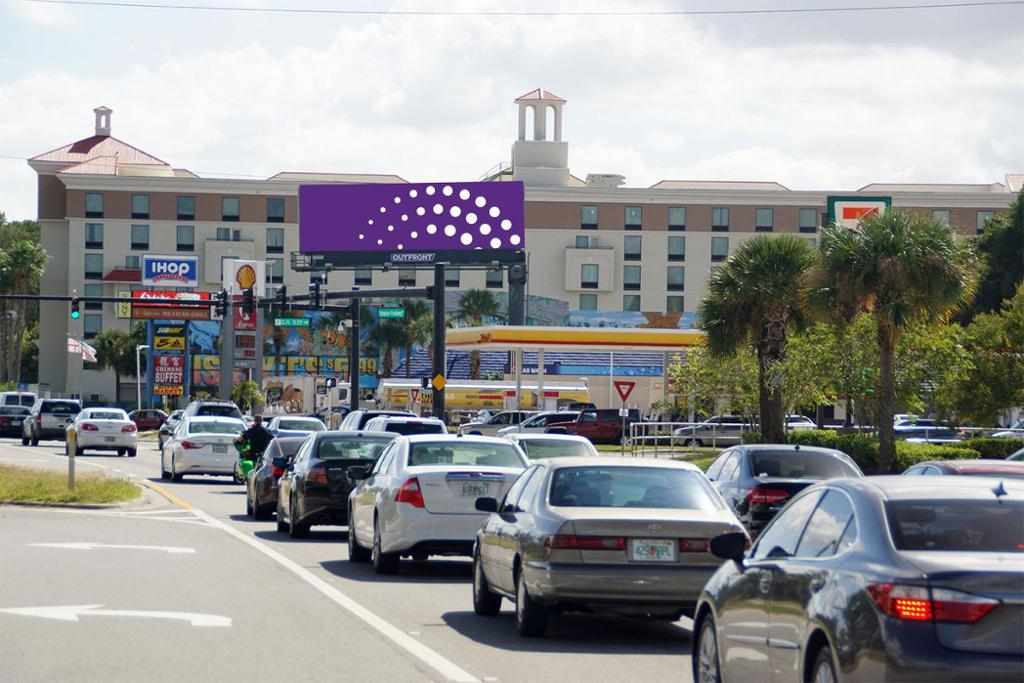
[511,88,571,187]
[93,106,112,137]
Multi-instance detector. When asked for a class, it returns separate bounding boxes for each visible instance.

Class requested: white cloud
[5,0,72,25]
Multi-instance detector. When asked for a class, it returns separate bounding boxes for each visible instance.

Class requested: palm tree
[370,319,407,378]
[232,380,264,413]
[400,300,432,377]
[803,210,976,471]
[699,234,816,443]
[456,289,503,380]
[92,329,137,407]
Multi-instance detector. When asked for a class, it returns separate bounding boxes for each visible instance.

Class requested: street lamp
[136,344,150,410]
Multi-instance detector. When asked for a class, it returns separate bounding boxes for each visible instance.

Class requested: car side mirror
[475,497,499,513]
[271,457,287,469]
[347,465,369,481]
[709,531,748,562]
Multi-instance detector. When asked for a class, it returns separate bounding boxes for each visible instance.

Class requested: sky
[1,0,1021,221]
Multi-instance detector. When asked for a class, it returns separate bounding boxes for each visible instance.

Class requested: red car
[129,409,168,432]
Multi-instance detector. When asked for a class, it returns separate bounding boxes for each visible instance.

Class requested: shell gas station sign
[222,259,266,297]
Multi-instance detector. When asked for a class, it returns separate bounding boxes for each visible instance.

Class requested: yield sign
[411,388,420,402]
[614,380,636,402]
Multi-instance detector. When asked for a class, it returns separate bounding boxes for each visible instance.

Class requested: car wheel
[73,438,83,456]
[127,449,136,458]
[288,496,309,539]
[117,448,126,457]
[276,500,289,533]
[252,487,272,521]
[514,568,548,637]
[21,435,29,446]
[371,517,399,574]
[31,435,39,446]
[160,454,171,480]
[348,508,370,562]
[170,456,183,482]
[694,615,722,683]
[811,644,838,683]
[246,490,254,517]
[472,551,502,616]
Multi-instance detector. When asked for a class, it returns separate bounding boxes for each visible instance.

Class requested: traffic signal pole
[349,298,360,412]
[432,263,446,418]
[218,298,234,402]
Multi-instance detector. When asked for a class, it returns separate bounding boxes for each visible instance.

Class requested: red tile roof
[31,135,167,166]
[102,268,141,282]
[57,156,119,176]
[515,88,565,103]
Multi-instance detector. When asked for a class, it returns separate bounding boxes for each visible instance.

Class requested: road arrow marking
[0,605,230,627]
[29,542,195,554]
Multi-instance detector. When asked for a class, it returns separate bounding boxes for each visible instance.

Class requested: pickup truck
[545,408,641,445]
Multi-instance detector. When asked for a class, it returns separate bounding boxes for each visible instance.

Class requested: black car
[0,406,30,438]
[704,444,862,535]
[693,476,1024,683]
[245,436,306,520]
[276,431,396,538]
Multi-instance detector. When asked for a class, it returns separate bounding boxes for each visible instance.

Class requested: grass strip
[0,464,141,505]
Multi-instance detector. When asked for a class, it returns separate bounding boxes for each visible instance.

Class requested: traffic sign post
[613,381,636,456]
[274,317,310,328]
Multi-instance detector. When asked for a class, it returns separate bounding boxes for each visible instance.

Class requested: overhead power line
[20,0,1024,18]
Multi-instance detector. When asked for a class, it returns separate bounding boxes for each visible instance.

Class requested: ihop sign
[142,254,199,288]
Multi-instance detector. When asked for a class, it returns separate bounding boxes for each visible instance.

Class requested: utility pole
[432,263,446,418]
[349,298,360,412]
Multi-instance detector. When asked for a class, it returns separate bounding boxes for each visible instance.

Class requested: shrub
[897,442,980,469]
[741,431,762,444]
[953,438,1024,459]
[785,430,881,472]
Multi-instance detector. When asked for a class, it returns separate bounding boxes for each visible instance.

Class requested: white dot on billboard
[490,238,501,248]
[379,207,386,213]
[510,235,521,246]
[442,185,453,196]
[368,220,374,225]
[501,219,512,230]
[444,225,456,237]
[433,204,443,214]
[397,244,403,250]
[466,212,477,224]
[359,234,364,239]
[377,239,383,245]
[450,206,462,218]
[409,189,418,198]
[479,224,491,235]
[475,196,486,208]
[426,186,435,195]
[427,224,437,234]
[460,233,473,245]
[459,189,470,200]
[416,207,425,216]
[387,225,394,232]
[401,214,408,221]
[411,231,418,239]
[489,206,501,218]
[394,196,401,204]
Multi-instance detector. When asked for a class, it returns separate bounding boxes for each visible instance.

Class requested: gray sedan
[472,456,747,637]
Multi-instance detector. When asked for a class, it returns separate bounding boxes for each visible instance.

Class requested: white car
[65,408,137,457]
[496,411,580,436]
[161,416,246,481]
[267,415,326,438]
[992,419,1024,439]
[459,411,537,436]
[362,416,447,436]
[784,415,816,431]
[502,433,599,460]
[347,434,528,573]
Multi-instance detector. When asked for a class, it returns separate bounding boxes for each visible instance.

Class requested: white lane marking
[4,445,110,469]
[188,506,479,682]
[0,604,230,627]
[0,457,48,462]
[29,542,195,554]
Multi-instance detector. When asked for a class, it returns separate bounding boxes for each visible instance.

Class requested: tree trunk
[758,345,786,444]
[876,328,897,473]
[470,350,481,380]
[404,345,412,378]
[114,370,122,408]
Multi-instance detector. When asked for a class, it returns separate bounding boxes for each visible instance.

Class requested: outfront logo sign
[143,255,198,288]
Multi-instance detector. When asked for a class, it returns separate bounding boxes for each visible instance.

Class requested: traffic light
[308,279,321,309]
[276,285,287,310]
[70,296,80,320]
[214,289,228,317]
[325,377,337,389]
[242,288,256,315]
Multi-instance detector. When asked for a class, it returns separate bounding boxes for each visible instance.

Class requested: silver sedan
[472,456,747,637]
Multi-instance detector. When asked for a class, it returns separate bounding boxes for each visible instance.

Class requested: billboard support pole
[349,298,360,412]
[219,301,234,402]
[253,305,264,395]
[507,260,527,326]
[432,263,446,419]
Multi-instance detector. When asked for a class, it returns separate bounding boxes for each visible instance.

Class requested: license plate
[104,437,115,443]
[461,482,490,497]
[213,445,227,454]
[629,538,677,562]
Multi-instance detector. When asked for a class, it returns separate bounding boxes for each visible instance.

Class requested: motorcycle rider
[236,414,274,460]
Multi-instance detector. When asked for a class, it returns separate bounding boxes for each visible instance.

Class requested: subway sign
[143,254,199,288]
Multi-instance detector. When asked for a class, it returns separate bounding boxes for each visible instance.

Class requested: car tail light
[80,423,99,432]
[544,535,625,550]
[121,424,137,433]
[395,478,425,508]
[868,584,999,624]
[271,466,284,478]
[180,440,202,450]
[679,538,710,552]
[35,414,42,422]
[747,487,791,504]
[307,468,328,486]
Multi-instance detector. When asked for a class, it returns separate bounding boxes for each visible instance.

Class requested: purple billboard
[299,181,525,266]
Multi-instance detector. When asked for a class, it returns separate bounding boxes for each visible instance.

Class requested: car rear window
[0,407,29,416]
[42,402,79,414]
[749,451,860,480]
[887,500,1024,552]
[386,421,445,436]
[88,411,126,420]
[316,436,392,460]
[549,466,720,510]
[408,442,523,468]
[196,405,242,418]
[517,439,595,460]
[278,419,325,431]
[189,421,244,435]
[958,470,1024,480]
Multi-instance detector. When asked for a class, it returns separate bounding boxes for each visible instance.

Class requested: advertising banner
[154,385,184,396]
[826,196,892,230]
[154,336,185,351]
[223,259,267,297]
[153,355,185,385]
[132,290,211,321]
[142,255,199,288]
[233,305,257,332]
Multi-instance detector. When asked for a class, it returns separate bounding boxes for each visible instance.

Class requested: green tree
[400,299,432,377]
[804,210,976,471]
[232,380,264,413]
[370,319,406,378]
[456,289,503,380]
[667,345,760,423]
[0,214,48,384]
[699,234,816,442]
[92,329,137,407]
[967,189,1023,319]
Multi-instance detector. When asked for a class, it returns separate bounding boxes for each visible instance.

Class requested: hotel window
[176,225,195,251]
[131,224,149,250]
[667,266,685,291]
[222,196,240,222]
[623,235,642,261]
[579,293,598,311]
[712,207,730,232]
[580,263,599,289]
[267,228,284,254]
[623,265,641,291]
[124,255,140,269]
[85,193,104,218]
[799,209,818,233]
[623,295,641,312]
[398,268,416,287]
[756,208,774,232]
[486,269,503,289]
[266,258,284,284]
[932,210,950,226]
[580,205,598,230]
[84,253,104,279]
[668,207,686,231]
[575,235,591,249]
[977,210,994,234]
[666,296,684,313]
[131,194,149,219]
[177,195,195,220]
[444,267,460,288]
[711,236,729,262]
[215,227,231,241]
[624,206,643,230]
[668,236,686,261]
[267,198,285,223]
[84,223,103,249]
[84,283,103,311]
[355,269,372,286]
[83,314,102,340]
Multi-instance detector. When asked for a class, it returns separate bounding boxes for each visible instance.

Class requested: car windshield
[316,436,392,460]
[408,442,523,468]
[87,411,126,420]
[43,402,79,414]
[549,466,719,510]
[276,440,306,458]
[195,405,241,417]
[960,470,1024,480]
[188,421,243,435]
[278,419,325,431]
[749,451,860,480]
[385,422,445,436]
[517,439,594,460]
[887,500,1024,552]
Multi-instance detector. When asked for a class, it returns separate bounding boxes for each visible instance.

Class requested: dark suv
[22,399,81,445]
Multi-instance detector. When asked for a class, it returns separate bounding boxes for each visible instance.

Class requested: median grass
[0,465,141,505]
